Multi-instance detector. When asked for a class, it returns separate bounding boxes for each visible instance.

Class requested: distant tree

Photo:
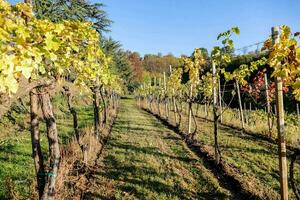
[127,52,143,82]
[33,0,112,33]
[101,37,133,90]
[199,48,209,60]
[142,53,180,74]
[114,50,133,87]
[101,37,122,56]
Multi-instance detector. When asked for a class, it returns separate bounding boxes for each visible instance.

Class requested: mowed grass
[87,98,232,200]
[0,94,94,199]
[192,103,300,147]
[157,102,300,199]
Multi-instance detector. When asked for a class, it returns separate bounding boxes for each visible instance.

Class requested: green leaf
[228,39,233,49]
[45,33,60,51]
[231,27,240,35]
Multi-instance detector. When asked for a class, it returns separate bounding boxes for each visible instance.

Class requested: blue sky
[9,0,300,56]
[99,0,300,56]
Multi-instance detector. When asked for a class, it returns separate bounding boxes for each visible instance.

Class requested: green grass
[191,102,300,147]
[86,98,232,200]
[0,94,94,199]
[155,101,300,199]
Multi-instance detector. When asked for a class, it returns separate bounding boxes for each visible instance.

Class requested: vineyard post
[163,72,169,119]
[149,82,152,111]
[170,65,178,125]
[264,73,272,136]
[188,85,193,136]
[139,95,141,108]
[235,79,245,130]
[212,61,221,164]
[155,77,158,114]
[272,26,289,200]
[296,103,299,122]
[154,77,156,112]
[173,95,178,126]
[186,99,189,115]
[218,78,223,123]
[204,97,208,118]
[244,102,248,125]
[158,77,161,115]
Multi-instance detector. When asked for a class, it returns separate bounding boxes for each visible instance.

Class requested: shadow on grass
[108,141,196,163]
[93,153,227,200]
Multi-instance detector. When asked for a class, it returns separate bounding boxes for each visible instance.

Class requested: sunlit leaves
[44,33,60,51]
[212,27,240,66]
[261,25,300,100]
[231,57,268,85]
[167,68,183,96]
[0,0,123,95]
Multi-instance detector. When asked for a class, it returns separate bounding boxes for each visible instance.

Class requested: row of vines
[0,0,123,199]
[136,26,300,199]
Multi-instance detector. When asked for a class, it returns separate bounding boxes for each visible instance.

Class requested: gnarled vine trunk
[63,86,80,149]
[30,89,45,199]
[100,86,107,125]
[40,90,60,200]
[92,86,101,139]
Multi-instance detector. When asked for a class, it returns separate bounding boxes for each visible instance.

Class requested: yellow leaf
[45,33,60,51]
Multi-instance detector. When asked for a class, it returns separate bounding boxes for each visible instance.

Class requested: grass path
[86,98,233,200]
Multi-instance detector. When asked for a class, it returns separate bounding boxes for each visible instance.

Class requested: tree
[101,37,133,92]
[33,0,112,33]
[143,53,180,74]
[127,52,143,82]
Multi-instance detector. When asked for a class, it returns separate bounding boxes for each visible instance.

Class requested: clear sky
[9,0,300,56]
[99,0,300,56]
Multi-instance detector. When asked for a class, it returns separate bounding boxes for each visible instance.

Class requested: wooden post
[170,65,178,125]
[265,73,272,137]
[158,77,161,115]
[236,80,245,130]
[296,103,299,122]
[164,72,169,119]
[212,62,221,164]
[204,97,208,118]
[272,26,289,200]
[188,85,193,136]
[244,102,248,125]
[218,78,223,123]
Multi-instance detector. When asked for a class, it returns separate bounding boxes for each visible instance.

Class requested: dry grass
[55,108,117,199]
